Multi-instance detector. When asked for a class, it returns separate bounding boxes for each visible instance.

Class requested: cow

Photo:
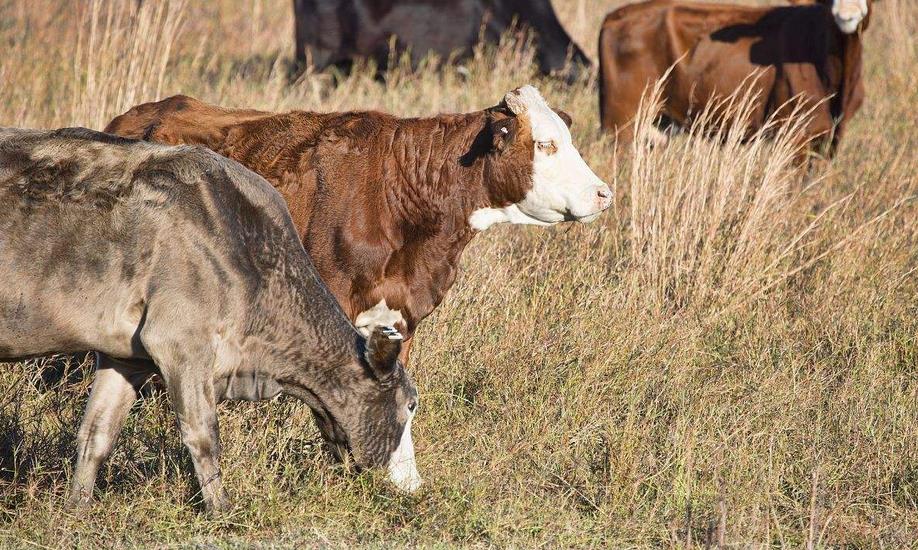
[105,85,612,366]
[0,127,420,512]
[292,0,591,81]
[598,0,876,154]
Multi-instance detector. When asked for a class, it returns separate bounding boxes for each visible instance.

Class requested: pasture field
[1,0,916,547]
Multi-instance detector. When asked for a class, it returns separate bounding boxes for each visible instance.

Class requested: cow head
[470,85,612,231]
[821,0,874,33]
[310,326,421,492]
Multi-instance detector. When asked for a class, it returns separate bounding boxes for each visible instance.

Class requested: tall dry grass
[70,0,186,130]
[0,0,916,547]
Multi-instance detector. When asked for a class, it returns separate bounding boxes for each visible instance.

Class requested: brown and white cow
[0,127,420,512]
[598,0,876,154]
[106,86,612,364]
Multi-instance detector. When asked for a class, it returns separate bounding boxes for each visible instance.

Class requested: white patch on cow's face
[355,299,405,337]
[387,402,421,492]
[832,0,868,33]
[469,86,612,231]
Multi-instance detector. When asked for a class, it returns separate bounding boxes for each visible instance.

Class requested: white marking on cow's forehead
[505,85,571,144]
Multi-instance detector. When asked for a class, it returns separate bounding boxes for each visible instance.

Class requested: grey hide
[0,127,421,512]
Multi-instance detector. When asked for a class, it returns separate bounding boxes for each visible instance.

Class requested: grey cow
[0,127,421,512]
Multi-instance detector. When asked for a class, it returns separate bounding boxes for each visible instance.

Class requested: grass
[0,0,916,547]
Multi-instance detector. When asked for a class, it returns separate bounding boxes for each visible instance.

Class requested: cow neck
[381,111,496,240]
[246,239,360,386]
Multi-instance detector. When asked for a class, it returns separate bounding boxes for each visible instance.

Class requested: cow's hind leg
[69,353,153,507]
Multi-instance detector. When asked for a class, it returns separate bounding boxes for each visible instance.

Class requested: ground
[0,0,916,547]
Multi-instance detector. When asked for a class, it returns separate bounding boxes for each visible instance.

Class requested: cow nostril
[597,188,611,199]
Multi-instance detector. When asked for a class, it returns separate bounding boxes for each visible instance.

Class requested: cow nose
[835,14,860,32]
[597,186,612,208]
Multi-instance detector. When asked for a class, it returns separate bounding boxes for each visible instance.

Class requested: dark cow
[0,127,420,512]
[292,0,590,80]
[106,86,612,365]
[599,0,876,154]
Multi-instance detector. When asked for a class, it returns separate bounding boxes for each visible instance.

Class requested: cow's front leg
[162,369,229,513]
[69,353,152,507]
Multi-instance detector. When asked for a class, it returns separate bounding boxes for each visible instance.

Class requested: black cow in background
[292,0,590,80]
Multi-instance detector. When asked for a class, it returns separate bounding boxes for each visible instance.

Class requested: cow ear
[554,109,573,128]
[490,116,519,152]
[365,326,402,380]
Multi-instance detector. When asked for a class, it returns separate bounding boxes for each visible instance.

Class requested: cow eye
[407,402,417,414]
[537,140,557,155]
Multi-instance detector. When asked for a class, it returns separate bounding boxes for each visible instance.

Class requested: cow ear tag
[381,326,403,341]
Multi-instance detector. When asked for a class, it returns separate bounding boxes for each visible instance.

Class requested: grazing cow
[598,0,875,154]
[0,127,420,512]
[106,86,612,365]
[292,0,590,80]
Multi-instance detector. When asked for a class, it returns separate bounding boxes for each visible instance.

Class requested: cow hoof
[65,493,93,511]
[204,493,233,516]
[204,506,231,518]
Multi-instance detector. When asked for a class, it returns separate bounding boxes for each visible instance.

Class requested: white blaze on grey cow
[469,85,612,231]
[388,405,421,492]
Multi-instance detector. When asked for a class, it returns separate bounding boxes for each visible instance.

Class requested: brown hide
[106,95,536,364]
[598,0,873,155]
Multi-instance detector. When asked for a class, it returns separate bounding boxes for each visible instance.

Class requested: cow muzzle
[832,0,867,34]
[387,414,422,492]
[572,184,613,223]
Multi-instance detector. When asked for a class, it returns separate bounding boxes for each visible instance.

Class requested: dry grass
[0,0,916,547]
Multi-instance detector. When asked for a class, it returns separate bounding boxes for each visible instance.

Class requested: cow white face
[470,86,612,231]
[831,0,869,33]
[388,396,421,492]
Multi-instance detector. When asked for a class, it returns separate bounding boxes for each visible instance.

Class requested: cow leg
[159,366,229,513]
[795,103,835,164]
[809,110,835,158]
[69,353,152,507]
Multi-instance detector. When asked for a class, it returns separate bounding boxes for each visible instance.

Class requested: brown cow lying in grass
[106,86,612,365]
[599,0,876,154]
[0,127,420,512]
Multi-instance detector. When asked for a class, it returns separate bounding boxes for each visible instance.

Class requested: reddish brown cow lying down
[106,86,612,364]
[599,0,876,154]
